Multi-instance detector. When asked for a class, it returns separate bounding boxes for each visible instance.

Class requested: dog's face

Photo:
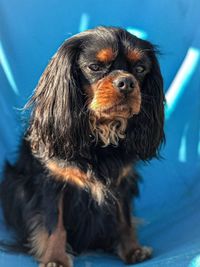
[76,27,163,147]
[78,32,147,119]
[27,27,165,160]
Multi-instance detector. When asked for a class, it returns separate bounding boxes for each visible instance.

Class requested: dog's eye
[135,65,145,74]
[88,64,102,72]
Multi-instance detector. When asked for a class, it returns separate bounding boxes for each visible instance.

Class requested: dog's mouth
[95,95,141,118]
[88,92,141,147]
[100,100,131,113]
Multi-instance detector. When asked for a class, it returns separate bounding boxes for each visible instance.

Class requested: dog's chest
[62,182,119,253]
[59,155,134,253]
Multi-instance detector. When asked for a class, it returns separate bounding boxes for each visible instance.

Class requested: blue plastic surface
[0,0,200,266]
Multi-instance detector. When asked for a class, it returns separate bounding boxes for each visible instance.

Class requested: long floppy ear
[26,34,91,160]
[126,48,165,160]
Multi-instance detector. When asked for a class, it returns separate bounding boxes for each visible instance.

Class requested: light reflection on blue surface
[178,124,188,162]
[165,47,200,120]
[189,255,200,267]
[126,27,148,39]
[0,40,19,95]
[197,132,200,156]
[79,13,90,32]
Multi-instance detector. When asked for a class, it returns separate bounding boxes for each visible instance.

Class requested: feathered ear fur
[126,47,165,160]
[26,34,91,160]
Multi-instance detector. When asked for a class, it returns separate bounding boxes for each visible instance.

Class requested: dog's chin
[89,100,141,147]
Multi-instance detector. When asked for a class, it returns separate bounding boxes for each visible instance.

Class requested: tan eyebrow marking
[96,48,116,62]
[127,48,143,61]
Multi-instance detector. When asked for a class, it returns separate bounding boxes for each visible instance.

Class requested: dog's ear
[26,34,91,159]
[126,47,165,160]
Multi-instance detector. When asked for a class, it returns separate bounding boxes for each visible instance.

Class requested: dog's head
[27,26,165,160]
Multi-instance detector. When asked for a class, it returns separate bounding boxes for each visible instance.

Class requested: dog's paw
[39,263,62,267]
[119,246,153,264]
[39,263,70,267]
[130,246,152,263]
[39,257,73,267]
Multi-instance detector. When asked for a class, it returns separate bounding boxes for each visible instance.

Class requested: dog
[0,26,165,266]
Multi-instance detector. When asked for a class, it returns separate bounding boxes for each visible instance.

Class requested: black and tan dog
[0,26,165,266]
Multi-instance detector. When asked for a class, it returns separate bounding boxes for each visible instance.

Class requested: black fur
[0,26,165,264]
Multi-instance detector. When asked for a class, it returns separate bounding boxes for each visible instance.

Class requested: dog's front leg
[116,201,152,264]
[28,194,73,267]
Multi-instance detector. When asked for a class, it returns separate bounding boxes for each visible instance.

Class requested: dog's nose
[113,75,136,94]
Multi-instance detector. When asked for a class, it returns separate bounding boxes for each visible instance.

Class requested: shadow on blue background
[0,0,200,266]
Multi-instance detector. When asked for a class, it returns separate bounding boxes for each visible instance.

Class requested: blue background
[0,0,200,266]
